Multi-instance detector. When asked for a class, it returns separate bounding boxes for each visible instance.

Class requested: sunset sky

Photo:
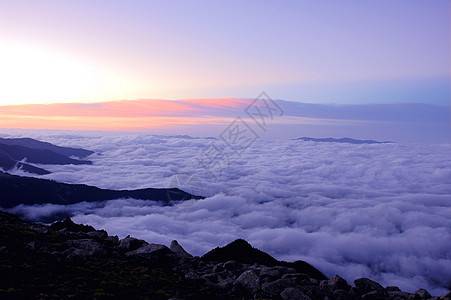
[0,0,449,106]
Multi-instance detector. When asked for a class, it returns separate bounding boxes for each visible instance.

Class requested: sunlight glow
[0,42,128,105]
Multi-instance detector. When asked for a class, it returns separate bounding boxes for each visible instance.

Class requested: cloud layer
[4,131,451,295]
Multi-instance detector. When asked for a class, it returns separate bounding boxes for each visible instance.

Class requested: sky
[0,0,449,105]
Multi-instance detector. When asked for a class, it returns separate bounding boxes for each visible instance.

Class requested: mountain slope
[0,143,92,166]
[0,171,203,209]
[0,152,51,175]
[0,137,94,158]
[0,137,94,175]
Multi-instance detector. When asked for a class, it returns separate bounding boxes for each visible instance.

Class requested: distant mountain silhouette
[0,137,94,175]
[0,137,94,158]
[0,144,92,165]
[0,151,50,175]
[296,137,392,144]
[0,171,203,209]
[202,238,327,280]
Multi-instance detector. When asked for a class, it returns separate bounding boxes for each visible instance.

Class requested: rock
[185,272,202,280]
[440,292,451,300]
[388,290,411,299]
[413,288,432,299]
[0,246,8,254]
[281,287,312,300]
[30,225,49,234]
[50,217,96,233]
[282,273,311,285]
[213,263,225,273]
[259,266,280,278]
[64,248,96,260]
[201,273,218,283]
[362,289,389,300]
[27,240,46,252]
[354,278,384,295]
[224,260,241,271]
[170,240,192,258]
[117,236,148,252]
[87,230,107,239]
[328,275,350,291]
[309,278,318,285]
[232,270,260,295]
[125,243,175,264]
[260,266,296,279]
[202,238,279,266]
[217,277,234,290]
[105,235,119,244]
[125,243,169,257]
[297,285,331,299]
[386,286,401,292]
[261,278,297,297]
[61,239,107,259]
[333,289,352,300]
[320,280,329,288]
[64,239,107,257]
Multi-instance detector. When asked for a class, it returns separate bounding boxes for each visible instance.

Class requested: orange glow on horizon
[0,98,250,131]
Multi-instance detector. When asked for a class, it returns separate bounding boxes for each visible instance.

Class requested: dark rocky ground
[0,210,449,300]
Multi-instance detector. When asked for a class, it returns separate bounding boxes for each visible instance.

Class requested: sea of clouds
[3,131,451,295]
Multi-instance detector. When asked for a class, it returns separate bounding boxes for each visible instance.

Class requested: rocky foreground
[0,210,449,300]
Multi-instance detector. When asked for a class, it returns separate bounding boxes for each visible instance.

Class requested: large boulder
[170,240,192,258]
[353,278,384,295]
[125,243,173,263]
[260,266,296,280]
[126,243,170,256]
[282,273,311,285]
[297,285,331,299]
[328,274,351,291]
[281,287,312,300]
[117,236,148,252]
[361,289,389,300]
[63,239,107,259]
[261,278,297,297]
[223,260,241,271]
[232,270,260,295]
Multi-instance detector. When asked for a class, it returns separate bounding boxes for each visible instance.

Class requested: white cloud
[2,130,451,295]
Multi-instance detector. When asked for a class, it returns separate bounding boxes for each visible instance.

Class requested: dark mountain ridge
[0,151,50,175]
[0,137,94,158]
[0,137,94,175]
[0,171,203,209]
[296,137,393,144]
[0,143,92,166]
